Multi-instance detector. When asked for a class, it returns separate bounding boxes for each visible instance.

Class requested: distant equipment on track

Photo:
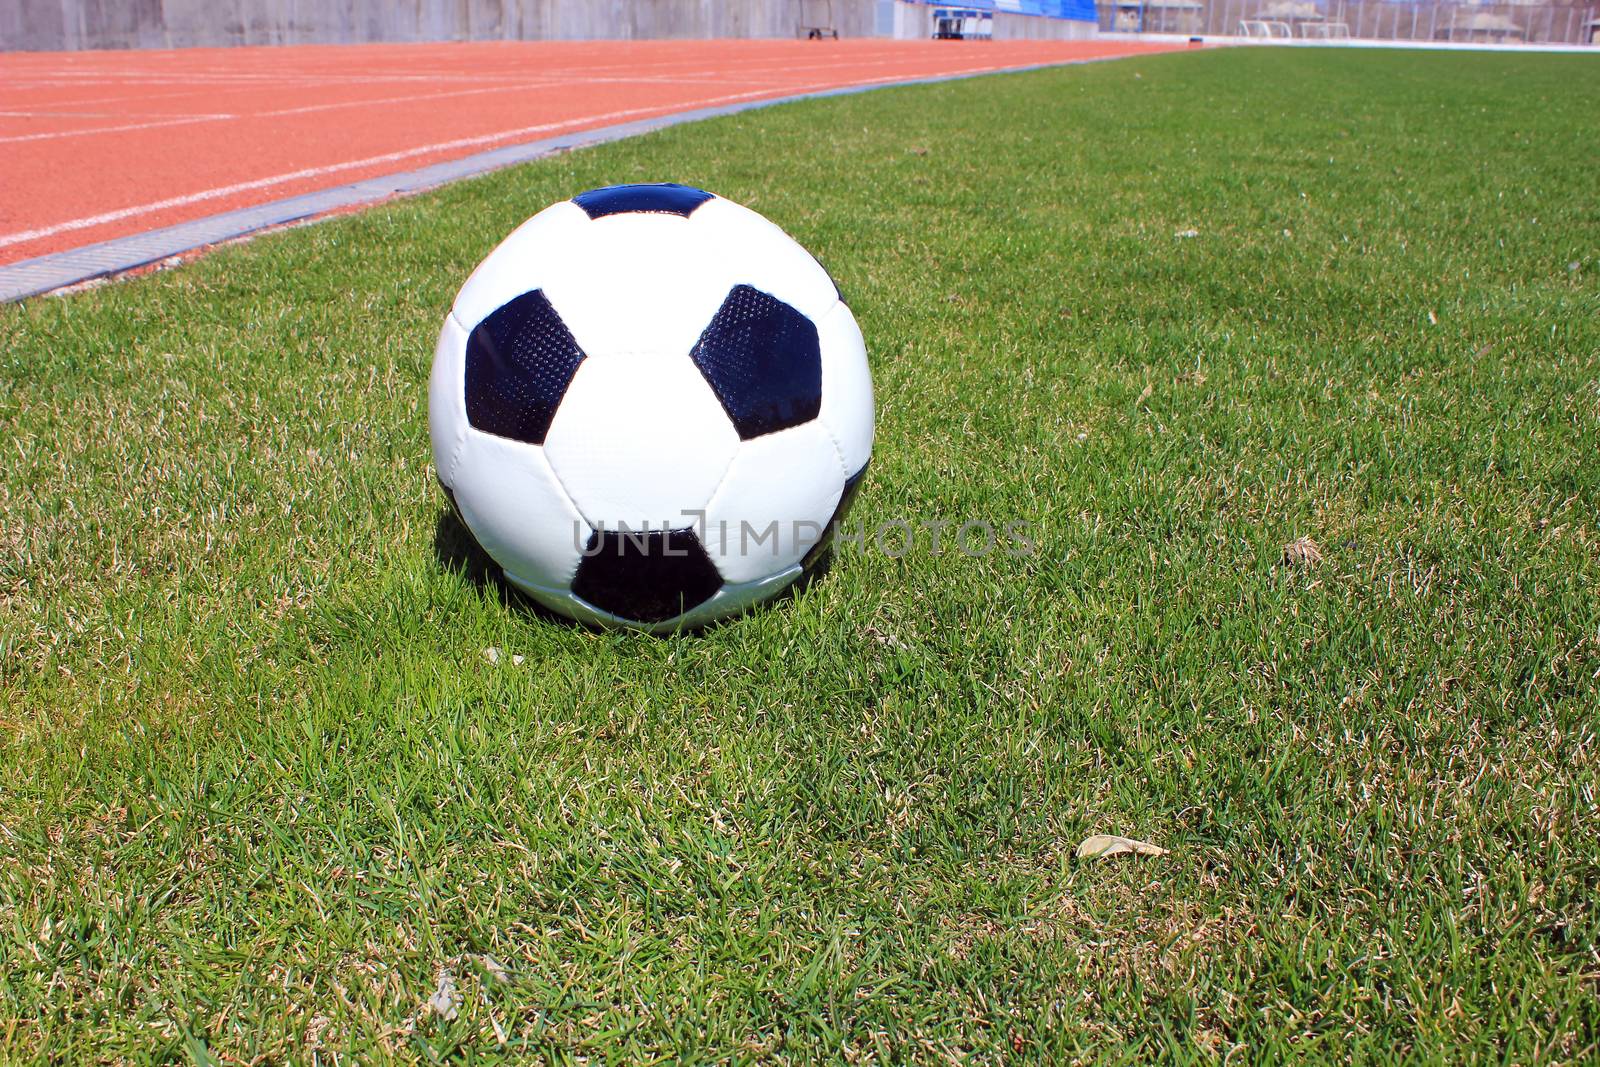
[932,8,995,38]
[797,0,840,38]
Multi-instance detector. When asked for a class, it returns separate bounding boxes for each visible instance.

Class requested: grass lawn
[3,45,1598,1063]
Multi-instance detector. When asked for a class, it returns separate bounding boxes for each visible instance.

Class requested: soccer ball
[428,183,873,632]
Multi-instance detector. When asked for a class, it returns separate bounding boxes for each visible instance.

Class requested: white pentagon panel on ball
[448,430,587,591]
[451,200,592,333]
[427,312,470,489]
[538,213,735,360]
[689,197,841,323]
[700,420,846,585]
[815,301,875,478]
[542,352,739,529]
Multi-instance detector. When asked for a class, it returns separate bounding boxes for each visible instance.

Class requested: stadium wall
[0,0,1096,51]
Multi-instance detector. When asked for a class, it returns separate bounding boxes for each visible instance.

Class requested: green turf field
[3,46,1598,1063]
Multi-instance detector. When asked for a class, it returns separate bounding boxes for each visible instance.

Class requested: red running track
[0,39,1181,267]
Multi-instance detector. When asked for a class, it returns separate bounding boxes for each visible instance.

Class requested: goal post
[1300,20,1351,38]
[1238,19,1293,37]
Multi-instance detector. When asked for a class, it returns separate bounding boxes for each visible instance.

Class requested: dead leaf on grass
[1076,834,1168,860]
[427,970,459,1021]
[1281,536,1323,568]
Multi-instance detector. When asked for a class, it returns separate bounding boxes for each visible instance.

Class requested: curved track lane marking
[0,39,1190,298]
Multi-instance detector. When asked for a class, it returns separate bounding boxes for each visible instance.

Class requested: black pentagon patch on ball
[464,289,585,445]
[572,526,724,624]
[690,284,822,440]
[571,183,715,219]
[802,461,869,572]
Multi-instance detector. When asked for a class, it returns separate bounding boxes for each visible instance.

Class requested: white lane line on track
[0,77,760,143]
[0,114,243,144]
[0,109,237,119]
[0,46,1078,125]
[0,85,261,110]
[0,57,1061,251]
[0,72,755,107]
[0,47,939,79]
[0,53,1010,144]
[0,46,1040,92]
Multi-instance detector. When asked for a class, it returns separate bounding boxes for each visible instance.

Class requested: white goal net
[1238,19,1293,37]
[1300,20,1352,38]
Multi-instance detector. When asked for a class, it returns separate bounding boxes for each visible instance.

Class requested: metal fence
[1100,0,1600,44]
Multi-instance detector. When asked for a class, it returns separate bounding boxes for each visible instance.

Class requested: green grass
[3,45,1598,1063]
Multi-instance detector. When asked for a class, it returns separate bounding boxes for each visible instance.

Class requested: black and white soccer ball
[428,183,873,632]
